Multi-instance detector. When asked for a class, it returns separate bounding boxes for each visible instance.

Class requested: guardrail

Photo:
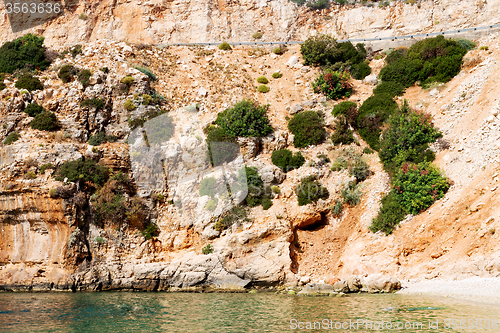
[156,23,500,47]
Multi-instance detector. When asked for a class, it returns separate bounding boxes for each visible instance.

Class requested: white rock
[429,88,439,98]
[363,74,378,85]
[197,87,208,97]
[287,56,299,67]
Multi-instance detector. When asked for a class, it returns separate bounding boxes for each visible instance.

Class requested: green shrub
[30,111,59,131]
[288,111,326,148]
[88,131,117,146]
[121,75,134,86]
[454,38,476,51]
[393,162,450,215]
[68,44,83,58]
[257,76,269,84]
[127,108,167,130]
[271,149,305,172]
[0,81,5,91]
[214,206,249,231]
[379,36,469,87]
[3,132,20,145]
[271,186,281,194]
[257,84,270,93]
[15,74,43,91]
[332,101,358,127]
[379,103,442,173]
[341,181,361,206]
[142,113,175,145]
[215,99,273,137]
[141,223,159,240]
[24,102,45,117]
[0,34,50,74]
[331,115,354,145]
[199,177,219,198]
[295,175,329,206]
[252,32,263,39]
[219,42,232,51]
[306,0,330,9]
[205,198,218,211]
[80,98,105,110]
[39,163,53,174]
[202,244,214,254]
[205,126,239,166]
[25,171,37,180]
[124,99,136,111]
[58,64,76,83]
[369,191,406,235]
[373,81,406,97]
[242,166,265,207]
[142,94,152,106]
[272,72,283,79]
[356,93,398,150]
[272,46,283,55]
[479,45,489,51]
[349,157,370,183]
[77,69,92,88]
[332,200,343,215]
[55,157,109,187]
[262,197,273,210]
[134,66,157,81]
[312,70,352,100]
[350,61,371,80]
[363,147,374,154]
[100,67,109,73]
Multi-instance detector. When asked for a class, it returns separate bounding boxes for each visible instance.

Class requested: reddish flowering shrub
[312,69,352,100]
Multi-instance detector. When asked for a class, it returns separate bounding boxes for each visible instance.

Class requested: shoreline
[398,277,500,306]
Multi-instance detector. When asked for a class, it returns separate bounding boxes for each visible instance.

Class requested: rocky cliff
[1,0,499,47]
[1,1,500,293]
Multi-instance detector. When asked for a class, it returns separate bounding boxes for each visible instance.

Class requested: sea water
[0,292,498,332]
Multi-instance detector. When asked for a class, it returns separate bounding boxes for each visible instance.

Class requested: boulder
[287,56,299,67]
[363,74,378,85]
[361,274,401,293]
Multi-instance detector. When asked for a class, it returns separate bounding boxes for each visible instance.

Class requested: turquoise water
[0,292,499,332]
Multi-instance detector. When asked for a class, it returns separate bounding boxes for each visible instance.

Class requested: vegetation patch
[331,115,354,146]
[24,102,45,117]
[134,66,157,81]
[215,100,273,137]
[30,111,59,131]
[272,72,283,79]
[271,149,305,172]
[3,132,20,145]
[341,181,361,206]
[0,34,50,74]
[257,85,270,93]
[373,81,406,98]
[257,76,269,84]
[88,131,117,146]
[219,42,232,51]
[205,126,240,167]
[15,73,43,91]
[295,175,329,206]
[312,69,352,100]
[55,157,109,188]
[77,69,92,88]
[288,111,326,148]
[80,98,105,110]
[214,206,249,232]
[58,64,76,83]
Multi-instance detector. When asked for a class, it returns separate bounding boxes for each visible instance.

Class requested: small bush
[205,198,218,211]
[202,244,214,254]
[199,177,219,198]
[77,69,91,88]
[288,111,326,148]
[3,132,20,145]
[350,61,371,80]
[271,186,281,194]
[30,111,59,131]
[331,115,354,146]
[373,81,406,98]
[205,126,240,166]
[134,66,157,81]
[312,70,352,100]
[479,45,489,51]
[272,46,283,55]
[219,42,232,51]
[142,113,175,145]
[121,75,134,86]
[141,223,159,240]
[363,147,374,154]
[55,157,109,187]
[214,206,249,231]
[272,72,283,79]
[271,149,305,172]
[332,200,343,215]
[215,99,273,137]
[349,157,370,183]
[80,98,105,110]
[332,101,358,127]
[393,162,450,215]
[88,131,116,146]
[58,64,76,83]
[39,163,53,174]
[0,34,50,74]
[100,67,109,73]
[295,175,329,206]
[24,102,45,117]
[257,76,269,84]
[242,166,265,207]
[356,93,398,150]
[142,94,152,106]
[15,74,43,91]
[257,84,270,93]
[369,191,406,235]
[262,197,273,210]
[124,99,136,111]
[25,171,37,180]
[341,181,361,206]
[252,32,263,39]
